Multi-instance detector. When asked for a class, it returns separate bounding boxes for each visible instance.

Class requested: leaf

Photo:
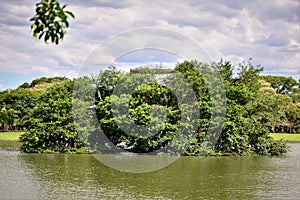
[38,31,45,39]
[65,20,69,28]
[31,24,37,30]
[65,11,75,18]
[51,33,55,43]
[29,17,37,22]
[62,4,68,9]
[55,36,59,45]
[44,32,50,43]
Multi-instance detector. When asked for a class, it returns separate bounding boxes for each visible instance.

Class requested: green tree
[96,80,182,153]
[0,89,40,130]
[19,80,86,153]
[214,60,287,155]
[17,60,289,155]
[255,79,300,133]
[28,76,67,88]
[0,107,19,131]
[93,66,123,102]
[252,80,292,133]
[261,75,299,95]
[283,102,300,133]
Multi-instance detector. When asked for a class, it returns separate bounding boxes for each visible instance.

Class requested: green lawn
[0,131,24,141]
[269,133,300,142]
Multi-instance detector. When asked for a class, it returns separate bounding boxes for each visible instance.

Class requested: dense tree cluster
[19,80,86,153]
[0,77,66,131]
[0,61,299,155]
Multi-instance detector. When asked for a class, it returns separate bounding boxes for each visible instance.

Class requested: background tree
[261,75,299,95]
[259,76,300,133]
[93,66,123,102]
[252,80,292,133]
[0,89,39,130]
[213,60,287,155]
[284,102,300,133]
[0,77,67,131]
[0,107,19,131]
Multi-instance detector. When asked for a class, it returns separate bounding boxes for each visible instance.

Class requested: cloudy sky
[0,0,299,90]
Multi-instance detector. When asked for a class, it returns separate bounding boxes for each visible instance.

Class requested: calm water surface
[1,143,300,200]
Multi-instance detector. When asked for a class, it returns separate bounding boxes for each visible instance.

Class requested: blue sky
[0,0,299,90]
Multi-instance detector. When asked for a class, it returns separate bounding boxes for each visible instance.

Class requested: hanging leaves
[30,0,75,44]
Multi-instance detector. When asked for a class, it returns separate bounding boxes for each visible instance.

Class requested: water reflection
[0,143,299,199]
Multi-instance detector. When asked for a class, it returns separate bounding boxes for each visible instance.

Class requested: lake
[1,143,299,199]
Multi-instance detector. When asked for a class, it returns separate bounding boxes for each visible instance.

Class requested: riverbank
[1,132,300,151]
[269,133,300,143]
[0,131,23,140]
[0,131,23,150]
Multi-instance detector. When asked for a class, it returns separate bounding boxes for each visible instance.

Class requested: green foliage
[30,0,75,44]
[95,72,184,153]
[211,60,287,156]
[19,80,86,153]
[92,60,288,156]
[257,77,300,133]
[18,77,67,90]
[28,76,67,88]
[18,82,30,89]
[284,103,300,133]
[237,58,263,92]
[254,137,288,156]
[3,60,292,156]
[0,89,39,130]
[0,108,20,131]
[261,75,299,95]
[93,66,123,102]
[0,77,67,132]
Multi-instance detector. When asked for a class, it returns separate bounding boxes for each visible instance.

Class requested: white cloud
[0,0,299,89]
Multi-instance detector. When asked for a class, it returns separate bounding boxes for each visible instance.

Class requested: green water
[0,140,21,150]
[1,143,300,199]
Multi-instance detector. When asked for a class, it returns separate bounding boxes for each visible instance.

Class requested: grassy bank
[0,131,23,150]
[0,131,23,141]
[269,133,300,142]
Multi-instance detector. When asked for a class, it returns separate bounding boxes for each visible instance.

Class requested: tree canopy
[0,60,296,155]
[261,75,299,95]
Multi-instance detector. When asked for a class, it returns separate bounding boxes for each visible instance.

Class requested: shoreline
[269,133,300,143]
[1,132,300,152]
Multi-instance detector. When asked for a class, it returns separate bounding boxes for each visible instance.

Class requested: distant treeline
[0,60,299,155]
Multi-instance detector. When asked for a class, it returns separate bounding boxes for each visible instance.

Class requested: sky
[0,0,299,90]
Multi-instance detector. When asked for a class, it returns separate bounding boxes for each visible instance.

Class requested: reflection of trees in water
[18,154,150,199]
[15,153,286,199]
